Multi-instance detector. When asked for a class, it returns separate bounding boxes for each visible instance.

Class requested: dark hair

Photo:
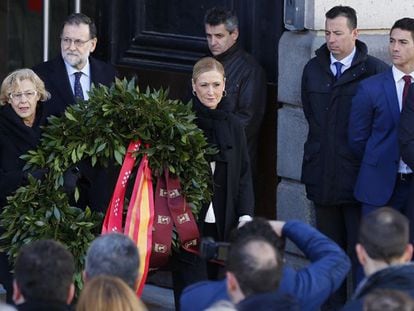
[325,6,357,30]
[391,18,414,42]
[227,235,282,297]
[204,7,238,33]
[62,13,97,39]
[363,288,414,311]
[85,233,139,289]
[229,217,286,255]
[14,239,74,303]
[359,207,409,263]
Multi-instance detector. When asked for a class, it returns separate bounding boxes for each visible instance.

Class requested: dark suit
[349,69,407,208]
[33,56,117,212]
[33,56,116,115]
[399,83,414,241]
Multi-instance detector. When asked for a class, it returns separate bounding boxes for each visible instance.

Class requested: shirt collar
[330,47,356,67]
[64,58,91,77]
[392,65,414,83]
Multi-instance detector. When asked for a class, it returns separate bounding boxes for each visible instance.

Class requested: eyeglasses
[9,90,37,101]
[61,37,92,48]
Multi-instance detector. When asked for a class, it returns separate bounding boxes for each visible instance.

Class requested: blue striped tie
[74,72,84,100]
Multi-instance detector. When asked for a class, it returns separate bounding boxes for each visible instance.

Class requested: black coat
[399,83,414,242]
[301,40,389,205]
[342,264,414,310]
[0,104,50,206]
[33,56,116,116]
[0,104,51,303]
[194,99,254,241]
[213,43,266,168]
[33,56,118,212]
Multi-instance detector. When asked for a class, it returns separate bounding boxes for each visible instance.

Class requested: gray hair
[85,233,139,289]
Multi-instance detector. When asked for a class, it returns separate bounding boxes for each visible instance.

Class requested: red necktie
[402,75,412,105]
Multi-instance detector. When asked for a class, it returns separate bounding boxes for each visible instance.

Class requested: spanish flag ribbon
[101,140,155,296]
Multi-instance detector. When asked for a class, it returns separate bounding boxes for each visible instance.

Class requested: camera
[200,237,230,262]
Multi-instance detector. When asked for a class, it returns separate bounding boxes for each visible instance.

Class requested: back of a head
[230,217,285,255]
[390,18,414,41]
[226,235,282,298]
[76,275,147,311]
[204,7,238,32]
[62,13,97,39]
[85,233,139,289]
[363,289,414,311]
[325,5,357,29]
[359,207,409,263]
[14,239,74,303]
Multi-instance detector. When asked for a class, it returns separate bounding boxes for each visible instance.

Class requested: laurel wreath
[0,78,212,290]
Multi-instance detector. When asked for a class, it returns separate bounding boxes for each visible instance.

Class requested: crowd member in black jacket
[171,57,254,309]
[13,240,75,311]
[342,207,414,310]
[204,7,266,195]
[301,5,388,309]
[0,68,52,303]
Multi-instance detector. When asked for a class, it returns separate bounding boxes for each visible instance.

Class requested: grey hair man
[84,233,139,289]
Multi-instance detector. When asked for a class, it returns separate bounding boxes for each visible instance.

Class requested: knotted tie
[334,62,343,81]
[74,72,84,100]
[402,75,412,105]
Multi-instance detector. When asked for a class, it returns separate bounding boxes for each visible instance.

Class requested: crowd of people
[0,3,414,311]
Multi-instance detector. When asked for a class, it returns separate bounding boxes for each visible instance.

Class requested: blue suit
[349,69,400,206]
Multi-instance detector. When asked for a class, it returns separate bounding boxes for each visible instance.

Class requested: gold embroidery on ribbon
[154,243,168,253]
[177,213,190,224]
[157,215,171,224]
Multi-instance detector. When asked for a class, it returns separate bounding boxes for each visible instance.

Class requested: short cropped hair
[229,217,286,255]
[76,275,147,311]
[325,6,357,30]
[204,7,238,33]
[85,233,139,289]
[14,239,74,303]
[227,234,282,298]
[62,13,97,39]
[364,288,414,311]
[359,207,409,263]
[391,18,414,42]
[0,68,50,105]
[192,57,225,82]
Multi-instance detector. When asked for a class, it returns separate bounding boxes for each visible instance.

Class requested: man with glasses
[33,13,117,213]
[33,13,116,115]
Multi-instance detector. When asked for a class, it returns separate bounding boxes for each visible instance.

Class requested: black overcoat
[194,99,254,241]
[301,40,389,205]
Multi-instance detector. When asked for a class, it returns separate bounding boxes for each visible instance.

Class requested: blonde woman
[76,276,147,311]
[0,68,51,303]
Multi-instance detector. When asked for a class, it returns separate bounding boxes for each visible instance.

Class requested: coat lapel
[383,69,400,125]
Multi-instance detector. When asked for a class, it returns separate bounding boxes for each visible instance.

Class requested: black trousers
[314,202,361,311]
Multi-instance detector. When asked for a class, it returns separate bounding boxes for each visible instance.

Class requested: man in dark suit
[301,6,388,309]
[349,18,414,217]
[33,13,117,212]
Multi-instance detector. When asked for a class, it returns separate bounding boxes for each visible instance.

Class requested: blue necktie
[74,72,84,100]
[334,62,343,81]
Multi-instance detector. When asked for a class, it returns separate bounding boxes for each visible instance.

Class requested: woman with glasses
[0,68,50,302]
